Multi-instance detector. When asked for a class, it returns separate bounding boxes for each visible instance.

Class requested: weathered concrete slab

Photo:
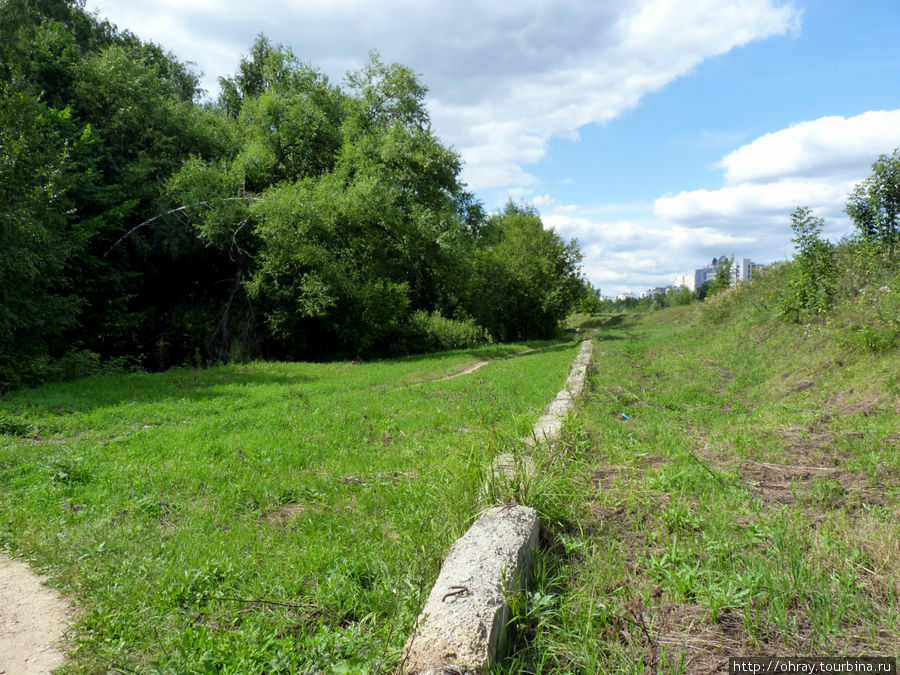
[403,506,540,673]
[524,339,593,447]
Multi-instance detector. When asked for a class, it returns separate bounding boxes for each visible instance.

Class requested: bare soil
[0,554,71,674]
[435,359,489,381]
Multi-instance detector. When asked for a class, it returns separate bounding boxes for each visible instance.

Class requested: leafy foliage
[0,86,80,387]
[706,256,733,297]
[1,0,237,382]
[405,310,492,353]
[779,207,836,320]
[0,10,583,388]
[466,202,584,342]
[847,148,900,256]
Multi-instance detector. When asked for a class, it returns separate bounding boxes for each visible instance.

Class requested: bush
[406,311,492,353]
[830,249,900,353]
[778,207,836,321]
[0,412,31,437]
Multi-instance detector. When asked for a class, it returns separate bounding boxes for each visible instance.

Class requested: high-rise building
[674,256,730,290]
[730,258,764,284]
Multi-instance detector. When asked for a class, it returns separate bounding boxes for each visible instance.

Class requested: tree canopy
[847,148,900,256]
[0,4,584,388]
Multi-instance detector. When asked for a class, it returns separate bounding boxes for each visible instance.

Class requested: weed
[0,412,31,436]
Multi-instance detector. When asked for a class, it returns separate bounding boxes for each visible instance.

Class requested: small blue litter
[621,413,631,420]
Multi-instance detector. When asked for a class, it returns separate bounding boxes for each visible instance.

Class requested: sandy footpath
[0,554,71,674]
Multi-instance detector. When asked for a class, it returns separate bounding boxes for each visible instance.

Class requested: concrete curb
[403,339,593,673]
[525,338,594,447]
[401,506,540,673]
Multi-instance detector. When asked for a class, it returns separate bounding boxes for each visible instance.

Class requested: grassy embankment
[497,266,899,672]
[0,339,582,673]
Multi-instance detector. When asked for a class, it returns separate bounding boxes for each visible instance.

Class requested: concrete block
[403,506,540,673]
[523,340,593,447]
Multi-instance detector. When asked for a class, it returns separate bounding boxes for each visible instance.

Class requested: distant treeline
[1,0,586,389]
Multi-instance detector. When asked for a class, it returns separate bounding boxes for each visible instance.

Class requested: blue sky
[530,0,900,203]
[85,0,900,296]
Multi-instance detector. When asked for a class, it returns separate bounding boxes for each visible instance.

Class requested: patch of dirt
[739,460,838,505]
[0,554,72,674]
[816,388,897,423]
[652,604,743,673]
[649,603,807,674]
[792,378,816,392]
[732,426,897,509]
[266,503,309,526]
[435,360,489,381]
[599,593,789,675]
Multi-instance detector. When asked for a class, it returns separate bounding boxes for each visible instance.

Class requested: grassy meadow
[496,302,899,673]
[0,339,582,673]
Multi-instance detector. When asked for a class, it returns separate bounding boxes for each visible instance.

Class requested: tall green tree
[779,206,836,320]
[0,87,82,387]
[174,44,482,358]
[707,257,733,297]
[847,148,900,256]
[1,0,235,377]
[466,202,583,341]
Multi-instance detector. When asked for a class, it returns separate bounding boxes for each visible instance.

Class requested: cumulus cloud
[716,110,900,184]
[655,109,900,244]
[543,208,761,295]
[86,0,801,193]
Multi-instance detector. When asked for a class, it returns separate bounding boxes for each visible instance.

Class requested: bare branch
[102,197,260,258]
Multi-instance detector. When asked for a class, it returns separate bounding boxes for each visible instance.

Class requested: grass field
[0,339,582,673]
[496,308,899,673]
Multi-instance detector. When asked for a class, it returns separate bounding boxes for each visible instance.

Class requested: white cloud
[716,110,900,184]
[655,109,900,247]
[654,178,860,230]
[86,0,801,194]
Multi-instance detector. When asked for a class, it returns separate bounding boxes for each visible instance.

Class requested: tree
[466,202,583,341]
[0,0,236,381]
[578,281,604,314]
[707,257,733,297]
[847,148,900,255]
[0,86,81,387]
[779,206,836,320]
[173,45,482,358]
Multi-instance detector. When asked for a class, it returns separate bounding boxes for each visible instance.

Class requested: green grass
[0,339,582,673]
[497,306,899,673]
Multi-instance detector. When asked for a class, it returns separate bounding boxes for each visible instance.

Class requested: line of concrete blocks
[402,339,594,673]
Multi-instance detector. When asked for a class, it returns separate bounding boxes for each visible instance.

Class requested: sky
[84,0,900,297]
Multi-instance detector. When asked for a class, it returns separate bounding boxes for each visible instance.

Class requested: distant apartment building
[673,271,702,291]
[730,258,764,285]
[640,286,671,299]
[674,256,764,291]
[673,256,729,291]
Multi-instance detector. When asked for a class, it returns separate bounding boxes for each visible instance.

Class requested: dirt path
[435,360,489,381]
[0,554,71,674]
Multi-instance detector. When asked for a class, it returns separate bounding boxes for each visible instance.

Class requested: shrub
[406,311,492,353]
[779,207,836,321]
[0,413,31,437]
